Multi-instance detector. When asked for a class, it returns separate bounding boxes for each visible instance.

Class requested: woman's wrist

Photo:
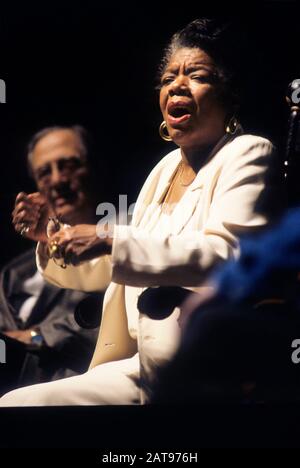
[96,222,113,254]
[93,231,113,255]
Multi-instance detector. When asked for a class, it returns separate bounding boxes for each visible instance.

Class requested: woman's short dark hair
[158,18,247,114]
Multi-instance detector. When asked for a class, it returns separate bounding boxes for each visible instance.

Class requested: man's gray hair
[27,125,90,174]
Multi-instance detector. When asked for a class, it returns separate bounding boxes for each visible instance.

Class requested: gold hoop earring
[226,116,238,135]
[159,121,172,142]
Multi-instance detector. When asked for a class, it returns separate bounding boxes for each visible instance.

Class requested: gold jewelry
[20,224,30,237]
[47,217,67,269]
[161,161,195,213]
[159,121,172,142]
[48,241,67,269]
[48,240,59,257]
[226,116,238,135]
[160,162,181,213]
[178,161,196,187]
[53,257,67,269]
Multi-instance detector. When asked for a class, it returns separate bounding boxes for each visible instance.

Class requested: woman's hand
[12,192,49,243]
[49,224,112,266]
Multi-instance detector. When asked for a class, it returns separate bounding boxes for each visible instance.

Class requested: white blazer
[36,133,275,384]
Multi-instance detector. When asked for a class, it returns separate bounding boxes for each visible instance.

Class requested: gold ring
[48,240,60,258]
[20,224,30,237]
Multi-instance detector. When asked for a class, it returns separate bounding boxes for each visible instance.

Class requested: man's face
[31,129,90,224]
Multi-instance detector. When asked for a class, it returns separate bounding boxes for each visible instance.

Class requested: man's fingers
[15,192,46,209]
[14,222,33,235]
[27,192,47,204]
[12,201,40,218]
[14,192,29,206]
[13,211,38,226]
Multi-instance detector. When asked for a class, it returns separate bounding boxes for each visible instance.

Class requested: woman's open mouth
[167,102,192,126]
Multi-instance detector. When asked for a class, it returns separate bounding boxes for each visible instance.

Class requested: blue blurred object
[214,208,300,302]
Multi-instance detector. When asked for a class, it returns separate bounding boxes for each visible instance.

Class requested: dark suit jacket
[0,249,100,384]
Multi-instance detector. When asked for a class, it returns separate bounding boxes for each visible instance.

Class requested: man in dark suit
[0,125,106,392]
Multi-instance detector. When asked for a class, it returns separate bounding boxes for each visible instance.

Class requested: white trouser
[0,354,141,407]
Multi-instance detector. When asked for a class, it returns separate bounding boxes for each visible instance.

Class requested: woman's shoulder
[218,133,275,166]
[227,133,275,154]
[206,134,276,180]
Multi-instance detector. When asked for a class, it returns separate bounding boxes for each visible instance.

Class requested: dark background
[0,0,299,265]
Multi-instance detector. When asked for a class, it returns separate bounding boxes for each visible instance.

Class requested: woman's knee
[0,376,81,407]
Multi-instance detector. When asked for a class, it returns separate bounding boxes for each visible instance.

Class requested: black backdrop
[0,1,299,265]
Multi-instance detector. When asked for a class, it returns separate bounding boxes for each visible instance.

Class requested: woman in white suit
[1,18,276,405]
